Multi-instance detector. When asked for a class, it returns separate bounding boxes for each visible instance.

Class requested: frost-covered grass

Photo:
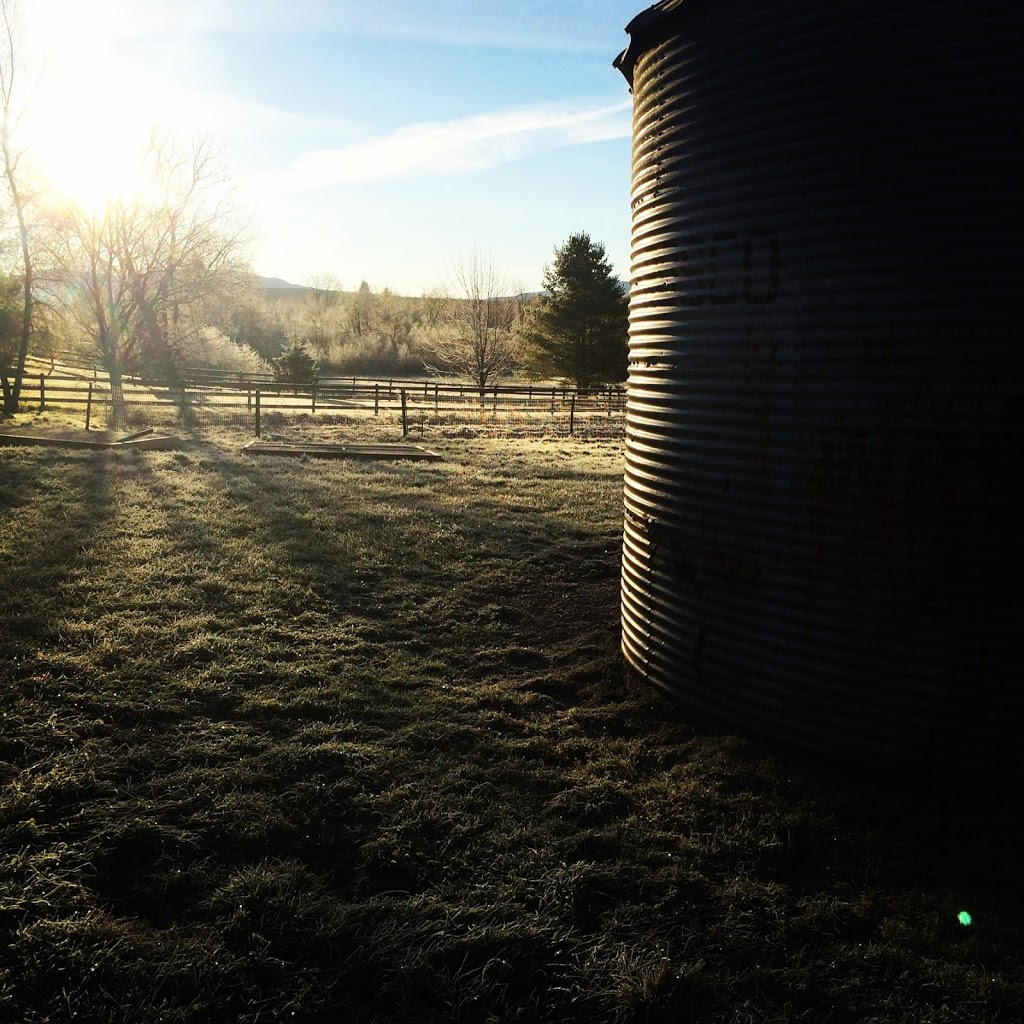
[0,434,1020,1023]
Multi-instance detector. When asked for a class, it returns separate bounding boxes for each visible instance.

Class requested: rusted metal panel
[616,0,1023,774]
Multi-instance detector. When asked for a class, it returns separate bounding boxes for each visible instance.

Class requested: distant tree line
[265,235,628,392]
[3,213,629,409]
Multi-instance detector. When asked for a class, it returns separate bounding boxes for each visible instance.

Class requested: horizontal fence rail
[6,372,626,439]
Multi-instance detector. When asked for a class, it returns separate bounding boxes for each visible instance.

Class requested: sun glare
[35,127,157,214]
[23,1,179,213]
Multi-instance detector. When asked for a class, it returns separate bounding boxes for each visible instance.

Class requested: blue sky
[24,0,642,295]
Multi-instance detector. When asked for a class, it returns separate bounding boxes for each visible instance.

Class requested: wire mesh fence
[397,386,624,439]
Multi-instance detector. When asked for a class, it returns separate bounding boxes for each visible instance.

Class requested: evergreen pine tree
[523,233,628,389]
[272,341,319,385]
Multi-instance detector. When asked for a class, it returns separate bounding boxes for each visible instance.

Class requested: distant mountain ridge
[260,276,306,291]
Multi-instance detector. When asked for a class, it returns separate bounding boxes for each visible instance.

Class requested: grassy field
[1,420,1021,1023]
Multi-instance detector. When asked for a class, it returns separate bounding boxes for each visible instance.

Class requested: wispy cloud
[255,98,631,195]
[144,91,360,153]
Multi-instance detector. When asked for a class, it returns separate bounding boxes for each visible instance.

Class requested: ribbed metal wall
[616,0,1023,774]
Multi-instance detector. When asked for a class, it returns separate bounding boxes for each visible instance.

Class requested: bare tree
[0,0,34,415]
[347,279,375,339]
[227,272,289,362]
[420,286,449,328]
[141,134,253,366]
[46,134,252,420]
[376,286,410,354]
[415,249,520,397]
[303,271,341,361]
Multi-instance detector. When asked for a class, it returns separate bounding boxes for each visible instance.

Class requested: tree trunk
[103,346,126,429]
[1,164,31,417]
[1,0,34,417]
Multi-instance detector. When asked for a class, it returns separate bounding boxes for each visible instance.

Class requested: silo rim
[613,0,689,87]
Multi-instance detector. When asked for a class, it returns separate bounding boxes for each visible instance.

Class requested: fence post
[569,395,576,436]
[550,388,556,413]
[400,389,408,437]
[374,384,380,416]
[85,382,93,430]
[247,388,252,411]
[255,389,261,438]
[434,383,439,414]
[311,384,317,414]
[39,375,45,412]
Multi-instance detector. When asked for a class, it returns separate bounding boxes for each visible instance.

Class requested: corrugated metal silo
[614,0,1023,774]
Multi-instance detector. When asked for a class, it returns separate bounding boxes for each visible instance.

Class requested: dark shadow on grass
[629,677,1024,957]
[0,448,116,757]
[0,449,115,643]
[767,734,1024,922]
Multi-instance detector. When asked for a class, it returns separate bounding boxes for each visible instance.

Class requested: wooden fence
[9,373,626,438]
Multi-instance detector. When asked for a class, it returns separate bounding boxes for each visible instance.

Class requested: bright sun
[23,1,178,212]
[33,126,154,213]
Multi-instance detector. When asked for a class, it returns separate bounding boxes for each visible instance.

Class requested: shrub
[272,341,319,385]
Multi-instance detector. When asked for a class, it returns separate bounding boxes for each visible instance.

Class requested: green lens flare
[958,911,972,927]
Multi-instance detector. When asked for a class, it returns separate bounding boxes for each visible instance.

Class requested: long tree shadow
[190,444,624,678]
[0,448,117,757]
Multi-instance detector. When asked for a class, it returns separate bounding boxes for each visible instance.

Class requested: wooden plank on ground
[0,430,181,451]
[242,441,442,461]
